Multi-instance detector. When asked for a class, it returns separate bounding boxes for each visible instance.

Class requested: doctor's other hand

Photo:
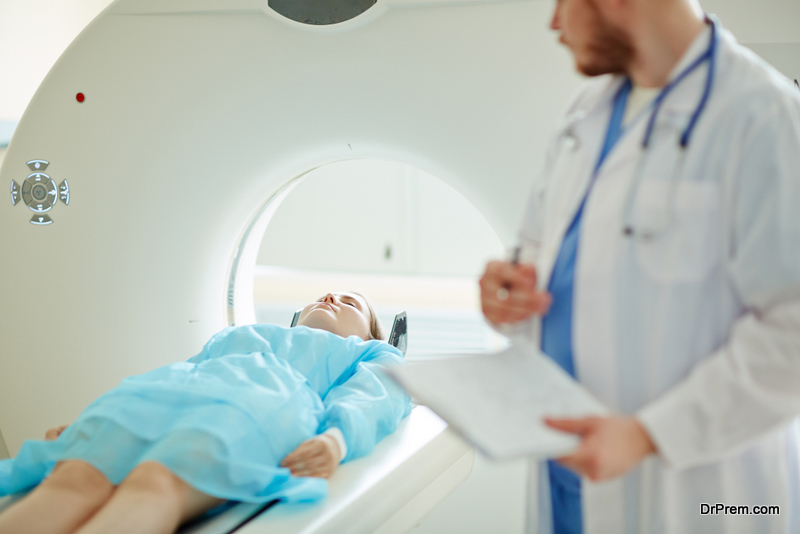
[44,424,69,441]
[545,416,657,482]
[280,434,341,479]
[480,260,552,325]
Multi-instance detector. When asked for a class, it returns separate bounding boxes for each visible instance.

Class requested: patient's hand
[44,424,69,441]
[280,435,342,479]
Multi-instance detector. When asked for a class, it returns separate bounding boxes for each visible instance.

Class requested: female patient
[0,291,411,534]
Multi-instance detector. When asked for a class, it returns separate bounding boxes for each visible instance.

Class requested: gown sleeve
[317,348,412,463]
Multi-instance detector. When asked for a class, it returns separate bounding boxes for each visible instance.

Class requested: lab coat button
[30,214,53,225]
[27,160,49,171]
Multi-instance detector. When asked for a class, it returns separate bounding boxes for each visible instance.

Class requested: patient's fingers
[291,458,336,478]
[284,456,335,478]
[280,436,339,478]
[282,452,327,470]
[281,441,325,464]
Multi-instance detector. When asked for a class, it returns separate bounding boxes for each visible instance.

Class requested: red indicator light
[76,93,85,103]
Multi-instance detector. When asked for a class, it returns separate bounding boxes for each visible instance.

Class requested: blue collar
[595,79,633,174]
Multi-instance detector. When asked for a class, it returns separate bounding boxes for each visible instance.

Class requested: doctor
[480,0,800,532]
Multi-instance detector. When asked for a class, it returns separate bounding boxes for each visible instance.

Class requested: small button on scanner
[30,214,53,225]
[59,180,70,205]
[10,181,20,206]
[27,160,49,171]
[24,174,56,212]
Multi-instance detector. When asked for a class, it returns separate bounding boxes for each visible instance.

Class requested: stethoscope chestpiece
[622,226,656,241]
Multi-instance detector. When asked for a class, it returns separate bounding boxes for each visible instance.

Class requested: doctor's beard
[576,0,635,77]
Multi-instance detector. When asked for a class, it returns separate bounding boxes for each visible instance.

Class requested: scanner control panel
[9,160,70,225]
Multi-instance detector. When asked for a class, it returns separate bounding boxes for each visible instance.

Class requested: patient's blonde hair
[351,291,385,341]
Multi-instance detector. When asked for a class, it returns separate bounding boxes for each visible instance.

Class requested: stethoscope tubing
[537,16,721,246]
[623,16,719,239]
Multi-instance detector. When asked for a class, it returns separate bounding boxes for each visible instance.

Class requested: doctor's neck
[623,0,706,88]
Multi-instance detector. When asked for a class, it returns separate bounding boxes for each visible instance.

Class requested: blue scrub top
[540,79,633,534]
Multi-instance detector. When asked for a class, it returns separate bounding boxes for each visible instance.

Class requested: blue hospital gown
[0,324,412,503]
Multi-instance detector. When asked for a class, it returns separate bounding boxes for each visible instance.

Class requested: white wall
[256,160,504,278]
[701,0,800,83]
[746,43,800,83]
[701,0,800,44]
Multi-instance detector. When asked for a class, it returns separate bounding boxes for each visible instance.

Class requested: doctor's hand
[280,435,342,479]
[480,260,552,325]
[545,416,657,482]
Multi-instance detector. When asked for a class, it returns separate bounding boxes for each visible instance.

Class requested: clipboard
[386,343,609,461]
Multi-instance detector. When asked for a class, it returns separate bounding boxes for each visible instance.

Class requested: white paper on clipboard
[386,343,609,461]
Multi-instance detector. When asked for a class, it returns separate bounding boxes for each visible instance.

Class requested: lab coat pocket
[634,180,721,284]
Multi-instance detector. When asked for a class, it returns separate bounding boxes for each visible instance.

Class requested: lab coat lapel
[537,78,624,287]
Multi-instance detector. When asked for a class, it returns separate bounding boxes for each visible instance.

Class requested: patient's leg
[76,461,225,534]
[0,460,114,534]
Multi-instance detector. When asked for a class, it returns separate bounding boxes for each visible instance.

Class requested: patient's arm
[318,351,412,462]
[280,434,342,478]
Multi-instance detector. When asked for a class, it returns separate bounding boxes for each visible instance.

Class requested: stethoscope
[542,16,720,243]
[620,16,720,240]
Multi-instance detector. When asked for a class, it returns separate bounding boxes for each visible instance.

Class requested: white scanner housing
[0,0,578,530]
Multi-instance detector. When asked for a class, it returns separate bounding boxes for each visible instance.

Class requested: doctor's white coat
[518,22,800,534]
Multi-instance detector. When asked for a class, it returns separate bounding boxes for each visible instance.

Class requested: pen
[497,246,522,301]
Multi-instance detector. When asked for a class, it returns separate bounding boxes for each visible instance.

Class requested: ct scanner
[0,0,574,531]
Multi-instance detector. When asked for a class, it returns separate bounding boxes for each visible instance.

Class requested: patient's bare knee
[121,461,224,523]
[122,461,184,499]
[43,460,113,502]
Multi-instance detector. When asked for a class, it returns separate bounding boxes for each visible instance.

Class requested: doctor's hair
[351,291,386,341]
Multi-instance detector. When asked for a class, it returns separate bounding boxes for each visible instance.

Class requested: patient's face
[296,292,372,341]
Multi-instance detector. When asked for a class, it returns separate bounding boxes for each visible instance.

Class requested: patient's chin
[297,315,338,336]
[297,314,368,341]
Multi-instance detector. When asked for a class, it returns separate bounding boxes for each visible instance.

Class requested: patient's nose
[323,293,338,304]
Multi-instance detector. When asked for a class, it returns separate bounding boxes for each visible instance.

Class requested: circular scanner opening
[269,0,377,25]
[241,159,509,359]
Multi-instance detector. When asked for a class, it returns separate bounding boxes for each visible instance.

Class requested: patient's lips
[314,302,337,312]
